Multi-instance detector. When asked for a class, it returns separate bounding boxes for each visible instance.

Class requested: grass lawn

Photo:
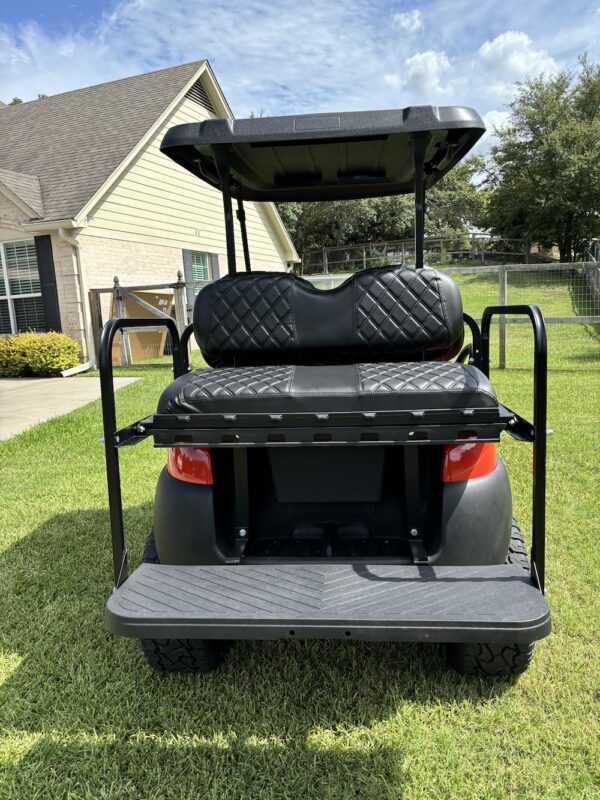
[0,330,599,798]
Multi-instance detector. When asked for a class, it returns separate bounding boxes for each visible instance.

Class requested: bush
[0,332,80,377]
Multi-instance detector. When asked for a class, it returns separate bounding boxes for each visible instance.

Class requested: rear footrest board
[106,563,550,643]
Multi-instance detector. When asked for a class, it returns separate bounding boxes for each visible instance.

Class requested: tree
[278,161,483,256]
[426,157,485,235]
[277,200,379,254]
[484,56,600,261]
[8,97,22,105]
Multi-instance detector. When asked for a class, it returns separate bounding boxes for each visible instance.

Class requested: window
[0,240,46,333]
[191,251,210,283]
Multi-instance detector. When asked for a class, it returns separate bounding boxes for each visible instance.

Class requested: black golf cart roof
[161,105,485,201]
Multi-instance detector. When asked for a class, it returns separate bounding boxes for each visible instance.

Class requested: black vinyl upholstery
[194,266,464,367]
[158,266,497,417]
[158,361,497,415]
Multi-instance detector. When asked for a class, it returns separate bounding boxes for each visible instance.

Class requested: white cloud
[479,31,557,80]
[392,9,422,33]
[385,50,451,95]
[1,0,594,136]
[0,1,395,114]
[483,109,510,133]
[480,109,511,148]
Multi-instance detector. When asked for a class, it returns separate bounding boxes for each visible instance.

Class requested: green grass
[1,331,599,798]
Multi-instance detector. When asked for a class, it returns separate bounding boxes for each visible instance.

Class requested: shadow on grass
[0,506,514,798]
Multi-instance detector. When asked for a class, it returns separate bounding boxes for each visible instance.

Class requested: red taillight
[167,447,214,485]
[442,442,496,483]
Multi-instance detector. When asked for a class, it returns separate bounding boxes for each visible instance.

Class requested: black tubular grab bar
[99,317,183,587]
[180,323,195,373]
[462,312,483,370]
[481,304,548,593]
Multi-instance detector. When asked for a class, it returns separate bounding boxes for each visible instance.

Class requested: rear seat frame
[99,305,547,595]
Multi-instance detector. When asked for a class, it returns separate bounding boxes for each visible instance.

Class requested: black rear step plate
[106,563,550,643]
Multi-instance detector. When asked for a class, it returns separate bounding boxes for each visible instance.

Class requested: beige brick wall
[79,234,193,339]
[0,192,31,242]
[49,232,88,356]
[79,234,189,289]
[0,192,29,223]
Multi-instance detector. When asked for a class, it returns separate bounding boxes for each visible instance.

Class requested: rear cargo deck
[106,563,550,643]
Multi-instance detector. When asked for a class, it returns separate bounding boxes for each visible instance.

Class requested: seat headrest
[194,265,464,367]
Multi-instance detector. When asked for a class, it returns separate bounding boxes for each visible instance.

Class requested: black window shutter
[210,253,220,281]
[181,249,196,306]
[34,235,62,332]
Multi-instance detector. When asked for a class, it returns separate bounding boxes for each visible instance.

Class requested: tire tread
[139,532,227,674]
[446,519,536,677]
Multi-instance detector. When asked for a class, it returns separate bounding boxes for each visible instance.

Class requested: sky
[1,0,599,144]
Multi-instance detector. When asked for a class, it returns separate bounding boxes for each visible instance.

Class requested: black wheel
[139,532,229,674]
[446,520,535,677]
[140,637,228,674]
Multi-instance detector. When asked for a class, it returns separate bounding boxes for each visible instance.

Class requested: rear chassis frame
[99,305,548,596]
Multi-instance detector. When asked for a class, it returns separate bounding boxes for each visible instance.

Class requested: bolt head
[239,528,247,537]
[410,528,418,537]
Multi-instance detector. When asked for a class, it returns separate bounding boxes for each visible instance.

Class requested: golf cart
[100,106,551,677]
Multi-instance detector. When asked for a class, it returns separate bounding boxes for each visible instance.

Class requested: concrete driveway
[0,376,137,440]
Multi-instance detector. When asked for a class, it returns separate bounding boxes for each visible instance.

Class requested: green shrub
[0,332,80,377]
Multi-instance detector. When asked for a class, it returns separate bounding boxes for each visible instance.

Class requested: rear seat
[159,361,496,415]
[158,266,497,416]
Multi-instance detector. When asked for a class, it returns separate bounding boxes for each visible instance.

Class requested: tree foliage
[426,158,485,235]
[277,158,484,254]
[484,56,600,261]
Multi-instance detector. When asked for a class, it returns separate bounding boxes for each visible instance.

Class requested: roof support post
[212,146,237,275]
[236,193,252,272]
[410,133,430,270]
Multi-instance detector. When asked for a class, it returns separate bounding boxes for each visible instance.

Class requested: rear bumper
[106,562,551,644]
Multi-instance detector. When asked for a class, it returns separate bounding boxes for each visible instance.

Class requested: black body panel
[434,459,513,565]
[160,106,485,201]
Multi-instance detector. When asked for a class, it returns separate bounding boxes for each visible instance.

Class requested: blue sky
[1,0,599,142]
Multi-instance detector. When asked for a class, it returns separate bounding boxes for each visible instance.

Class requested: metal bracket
[233,449,250,558]
[409,535,429,565]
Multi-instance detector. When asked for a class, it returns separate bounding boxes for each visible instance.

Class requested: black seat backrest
[194,265,464,367]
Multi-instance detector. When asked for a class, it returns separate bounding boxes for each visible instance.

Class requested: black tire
[139,532,229,674]
[446,520,535,677]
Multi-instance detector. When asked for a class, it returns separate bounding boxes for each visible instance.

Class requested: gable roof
[0,167,44,216]
[0,61,206,222]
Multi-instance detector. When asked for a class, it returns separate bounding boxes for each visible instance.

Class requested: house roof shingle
[0,60,205,222]
[0,167,44,216]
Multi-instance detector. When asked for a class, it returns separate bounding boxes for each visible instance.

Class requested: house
[0,61,298,363]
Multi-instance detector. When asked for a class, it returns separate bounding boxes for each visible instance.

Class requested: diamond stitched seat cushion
[158,362,497,415]
[193,266,464,366]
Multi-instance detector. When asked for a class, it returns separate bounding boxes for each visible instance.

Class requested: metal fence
[301,236,556,274]
[89,272,209,367]
[90,262,600,371]
[308,262,600,370]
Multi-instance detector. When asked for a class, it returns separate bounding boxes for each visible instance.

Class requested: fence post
[88,289,103,367]
[113,276,132,367]
[498,265,508,369]
[173,270,188,334]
